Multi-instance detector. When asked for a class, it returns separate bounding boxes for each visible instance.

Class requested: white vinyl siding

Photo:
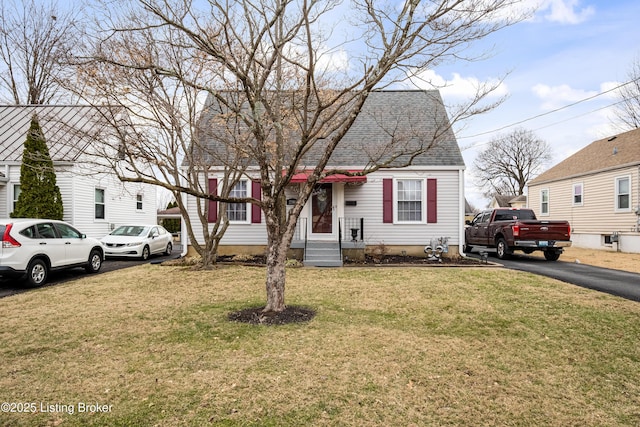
[187,169,463,247]
[344,170,461,246]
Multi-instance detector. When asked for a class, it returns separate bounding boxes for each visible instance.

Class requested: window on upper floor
[136,194,143,211]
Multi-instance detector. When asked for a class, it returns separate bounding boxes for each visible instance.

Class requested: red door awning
[288,170,367,184]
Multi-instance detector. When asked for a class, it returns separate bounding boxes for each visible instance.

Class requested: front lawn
[1,265,639,426]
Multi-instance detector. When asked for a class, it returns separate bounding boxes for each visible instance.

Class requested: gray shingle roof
[529,128,640,185]
[191,90,464,169]
[0,105,109,162]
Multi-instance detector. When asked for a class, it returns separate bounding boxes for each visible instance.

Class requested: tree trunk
[263,241,287,312]
[262,190,293,313]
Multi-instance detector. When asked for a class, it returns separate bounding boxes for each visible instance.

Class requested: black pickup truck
[464,208,572,261]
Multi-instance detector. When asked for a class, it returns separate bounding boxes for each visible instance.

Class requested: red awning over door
[288,170,367,184]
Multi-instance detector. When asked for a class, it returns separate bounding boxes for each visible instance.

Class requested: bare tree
[65,35,246,269]
[613,56,640,130]
[76,0,531,313]
[0,0,82,104]
[474,128,552,197]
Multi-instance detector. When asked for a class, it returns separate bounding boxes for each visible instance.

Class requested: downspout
[180,173,189,258]
[459,168,470,259]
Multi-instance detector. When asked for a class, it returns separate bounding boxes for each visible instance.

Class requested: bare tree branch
[473,128,552,198]
[69,0,531,312]
[0,0,82,104]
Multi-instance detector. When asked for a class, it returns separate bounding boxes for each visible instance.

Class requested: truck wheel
[496,238,511,260]
[544,250,560,261]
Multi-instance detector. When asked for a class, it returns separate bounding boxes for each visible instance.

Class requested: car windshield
[110,226,149,237]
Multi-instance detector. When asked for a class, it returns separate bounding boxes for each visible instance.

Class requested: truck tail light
[1,224,21,248]
[512,224,520,237]
[567,224,571,239]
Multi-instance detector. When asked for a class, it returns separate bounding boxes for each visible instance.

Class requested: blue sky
[403,0,640,207]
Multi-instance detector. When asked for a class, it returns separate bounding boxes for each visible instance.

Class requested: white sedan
[101,225,173,260]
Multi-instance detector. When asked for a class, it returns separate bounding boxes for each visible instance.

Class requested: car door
[148,226,164,254]
[53,222,89,265]
[466,212,484,245]
[34,222,67,267]
[467,211,491,245]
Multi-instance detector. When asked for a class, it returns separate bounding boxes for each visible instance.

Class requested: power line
[457,77,639,143]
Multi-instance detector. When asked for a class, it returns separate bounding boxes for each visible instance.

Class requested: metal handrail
[339,217,364,242]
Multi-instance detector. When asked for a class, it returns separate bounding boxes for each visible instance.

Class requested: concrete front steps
[304,241,343,267]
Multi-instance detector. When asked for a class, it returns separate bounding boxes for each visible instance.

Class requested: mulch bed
[228,305,316,325]
[216,254,485,266]
[350,255,484,265]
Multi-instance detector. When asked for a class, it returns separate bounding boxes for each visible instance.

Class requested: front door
[310,183,333,238]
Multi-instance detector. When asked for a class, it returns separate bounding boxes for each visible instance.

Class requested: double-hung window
[227,180,248,222]
[12,184,21,213]
[136,194,143,211]
[616,176,630,210]
[540,189,549,215]
[95,188,105,219]
[573,183,583,206]
[396,179,423,222]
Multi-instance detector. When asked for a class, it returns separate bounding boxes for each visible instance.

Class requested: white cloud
[536,0,595,24]
[316,48,350,74]
[531,83,597,109]
[407,69,509,100]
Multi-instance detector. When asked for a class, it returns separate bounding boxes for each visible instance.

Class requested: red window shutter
[251,180,261,224]
[427,178,437,223]
[383,179,393,223]
[208,178,217,223]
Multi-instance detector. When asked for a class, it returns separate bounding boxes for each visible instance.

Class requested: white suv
[0,219,104,287]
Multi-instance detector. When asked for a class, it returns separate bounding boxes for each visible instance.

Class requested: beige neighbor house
[528,128,640,253]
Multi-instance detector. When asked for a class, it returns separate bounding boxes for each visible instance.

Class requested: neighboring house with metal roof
[0,105,157,238]
[183,90,467,264]
[528,128,640,253]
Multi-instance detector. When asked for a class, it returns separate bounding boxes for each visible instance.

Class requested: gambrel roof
[191,90,464,169]
[529,128,640,185]
[0,105,112,163]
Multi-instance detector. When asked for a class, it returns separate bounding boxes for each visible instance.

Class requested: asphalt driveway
[0,245,182,299]
[468,250,640,302]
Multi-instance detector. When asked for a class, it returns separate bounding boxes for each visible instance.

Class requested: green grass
[0,265,639,426]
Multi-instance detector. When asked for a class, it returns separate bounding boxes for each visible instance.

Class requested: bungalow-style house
[0,105,157,238]
[182,90,467,265]
[528,128,640,253]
